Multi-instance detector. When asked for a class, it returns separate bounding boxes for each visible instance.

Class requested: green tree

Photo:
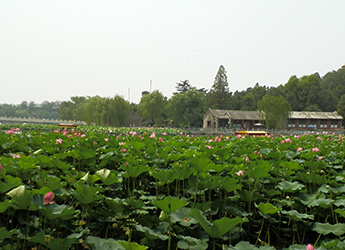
[167,88,206,127]
[174,80,192,94]
[257,95,291,129]
[59,96,88,120]
[138,90,167,126]
[337,94,345,127]
[206,65,231,109]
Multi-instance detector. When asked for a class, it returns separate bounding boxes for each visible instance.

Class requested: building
[287,111,342,130]
[203,109,343,131]
[203,109,263,130]
[127,110,142,127]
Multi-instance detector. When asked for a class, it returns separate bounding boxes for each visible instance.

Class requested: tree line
[1,65,345,128]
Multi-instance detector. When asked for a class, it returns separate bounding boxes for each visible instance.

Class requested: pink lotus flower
[307,244,314,250]
[163,132,167,136]
[122,148,127,153]
[68,134,73,138]
[260,154,263,158]
[11,153,21,158]
[281,140,285,144]
[236,170,244,176]
[245,156,249,162]
[44,192,55,205]
[104,138,109,142]
[55,139,63,144]
[316,137,322,140]
[236,134,242,138]
[118,142,125,146]
[254,150,258,155]
[150,133,156,139]
[81,134,86,137]
[285,138,292,143]
[312,147,320,152]
[205,145,212,149]
[297,147,303,152]
[0,164,3,171]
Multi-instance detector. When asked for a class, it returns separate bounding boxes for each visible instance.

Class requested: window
[298,120,306,128]
[288,120,296,128]
[331,120,339,128]
[320,120,328,128]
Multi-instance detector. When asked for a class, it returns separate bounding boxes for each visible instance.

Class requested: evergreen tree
[206,65,231,109]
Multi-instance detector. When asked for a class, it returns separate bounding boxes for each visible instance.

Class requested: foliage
[206,65,231,109]
[138,90,167,126]
[257,95,291,129]
[167,88,206,127]
[1,125,345,249]
[0,101,60,119]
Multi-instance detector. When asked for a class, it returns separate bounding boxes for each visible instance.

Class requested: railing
[0,116,85,125]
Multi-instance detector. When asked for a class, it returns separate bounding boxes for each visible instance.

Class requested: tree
[167,88,206,127]
[337,94,345,127]
[257,95,291,129]
[174,80,192,94]
[206,65,231,109]
[138,90,167,125]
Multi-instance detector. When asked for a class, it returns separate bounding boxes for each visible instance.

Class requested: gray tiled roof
[210,109,263,120]
[289,111,342,120]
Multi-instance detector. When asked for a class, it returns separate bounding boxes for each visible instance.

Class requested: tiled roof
[209,109,263,120]
[289,111,342,120]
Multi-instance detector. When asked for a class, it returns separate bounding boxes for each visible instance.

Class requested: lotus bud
[44,235,51,244]
[307,244,314,250]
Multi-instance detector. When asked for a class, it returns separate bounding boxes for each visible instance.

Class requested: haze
[1,0,345,105]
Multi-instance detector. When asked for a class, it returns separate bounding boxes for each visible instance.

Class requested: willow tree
[138,90,167,126]
[257,95,291,129]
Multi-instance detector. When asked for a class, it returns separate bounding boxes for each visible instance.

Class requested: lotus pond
[1,126,345,250]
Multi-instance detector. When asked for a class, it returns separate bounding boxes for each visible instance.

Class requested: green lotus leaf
[95,168,119,185]
[257,202,281,215]
[104,197,125,213]
[6,185,32,210]
[309,197,334,208]
[80,172,100,184]
[153,196,188,213]
[0,227,19,241]
[40,203,77,220]
[172,164,194,180]
[190,209,248,239]
[277,180,304,192]
[120,164,151,178]
[225,241,276,249]
[86,236,123,250]
[73,183,101,205]
[312,222,345,236]
[0,175,22,193]
[29,231,81,250]
[281,210,314,221]
[150,169,177,185]
[118,241,149,250]
[222,176,241,193]
[134,224,168,240]
[0,199,10,213]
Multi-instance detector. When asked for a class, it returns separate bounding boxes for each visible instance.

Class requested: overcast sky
[1,0,345,105]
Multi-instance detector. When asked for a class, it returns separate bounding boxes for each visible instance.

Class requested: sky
[1,0,345,105]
